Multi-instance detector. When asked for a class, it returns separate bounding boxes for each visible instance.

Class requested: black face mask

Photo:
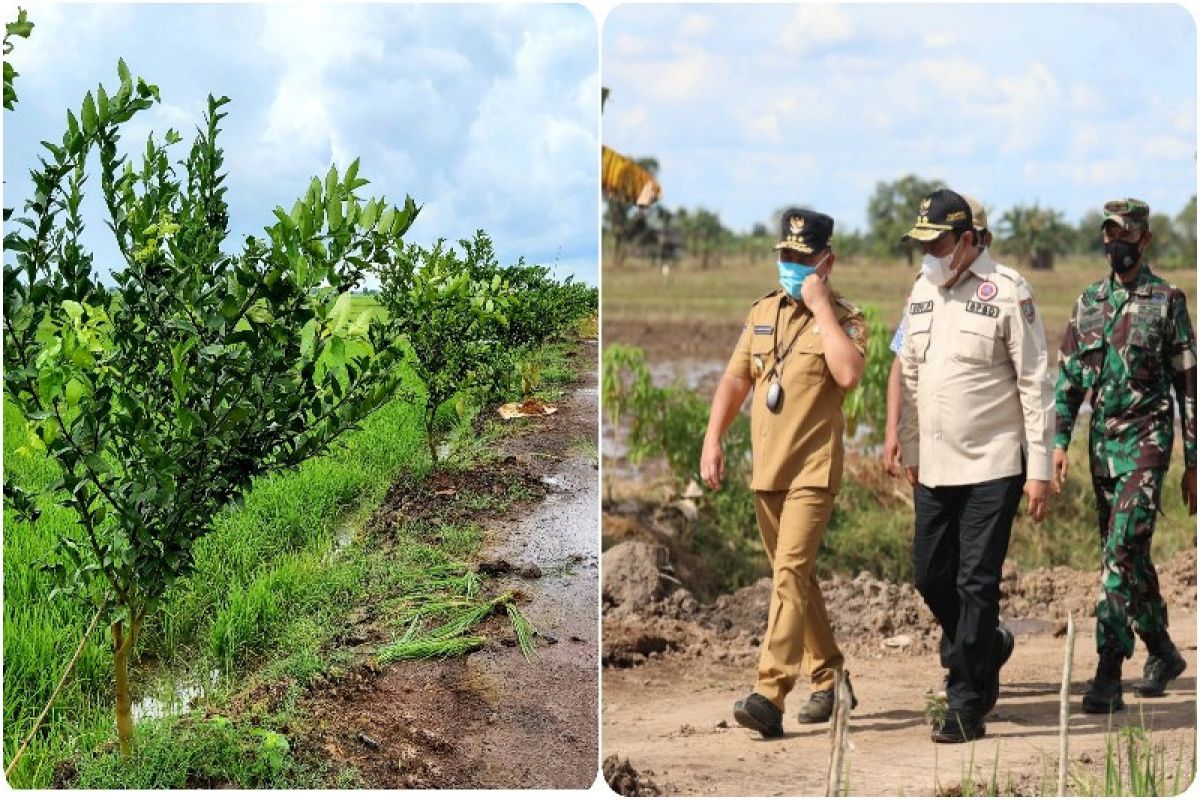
[1105,239,1142,273]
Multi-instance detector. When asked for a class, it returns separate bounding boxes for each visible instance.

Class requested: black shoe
[931,710,986,744]
[1082,650,1125,714]
[796,675,858,724]
[997,622,1015,667]
[733,693,784,738]
[1132,646,1186,698]
[984,623,1016,714]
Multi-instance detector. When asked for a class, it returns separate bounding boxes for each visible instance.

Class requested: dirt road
[295,340,599,788]
[604,607,1196,796]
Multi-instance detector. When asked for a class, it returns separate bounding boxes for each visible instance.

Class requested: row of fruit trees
[3,12,596,763]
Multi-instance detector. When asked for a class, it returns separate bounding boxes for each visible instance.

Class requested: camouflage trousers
[1092,467,1168,657]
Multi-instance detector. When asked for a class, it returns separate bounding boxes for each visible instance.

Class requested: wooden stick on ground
[825,670,851,796]
[1058,612,1076,796]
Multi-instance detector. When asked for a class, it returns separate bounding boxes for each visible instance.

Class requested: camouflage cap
[1101,198,1150,232]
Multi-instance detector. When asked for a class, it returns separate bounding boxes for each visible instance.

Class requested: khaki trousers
[752,486,843,710]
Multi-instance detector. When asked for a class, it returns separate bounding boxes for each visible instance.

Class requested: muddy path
[604,600,1197,796]
[293,339,599,789]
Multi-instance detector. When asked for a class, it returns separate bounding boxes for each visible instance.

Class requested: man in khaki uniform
[898,189,1054,743]
[700,208,867,738]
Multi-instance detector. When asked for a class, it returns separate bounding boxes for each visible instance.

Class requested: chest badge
[976,280,998,302]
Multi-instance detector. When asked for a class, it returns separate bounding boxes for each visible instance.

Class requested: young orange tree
[3,64,418,755]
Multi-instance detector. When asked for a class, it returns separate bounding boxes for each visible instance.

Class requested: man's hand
[800,273,833,313]
[905,465,919,488]
[1025,479,1050,522]
[700,439,725,491]
[883,434,902,477]
[1051,447,1069,494]
[1183,466,1196,516]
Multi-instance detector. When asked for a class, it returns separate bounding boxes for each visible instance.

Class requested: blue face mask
[778,260,818,298]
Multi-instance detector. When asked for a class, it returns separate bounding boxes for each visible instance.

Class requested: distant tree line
[604,169,1197,272]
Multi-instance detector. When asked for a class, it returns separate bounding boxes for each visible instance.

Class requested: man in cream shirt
[898,189,1054,743]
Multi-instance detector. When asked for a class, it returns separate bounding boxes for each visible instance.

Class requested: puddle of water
[647,360,727,393]
[132,667,221,722]
[333,521,355,552]
[540,474,568,490]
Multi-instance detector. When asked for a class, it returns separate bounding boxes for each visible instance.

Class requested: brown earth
[281,339,599,789]
[604,318,742,367]
[602,529,1198,796]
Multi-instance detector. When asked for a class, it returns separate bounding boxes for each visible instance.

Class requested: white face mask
[920,236,963,287]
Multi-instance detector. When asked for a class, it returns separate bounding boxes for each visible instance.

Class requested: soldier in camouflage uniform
[1053,198,1197,714]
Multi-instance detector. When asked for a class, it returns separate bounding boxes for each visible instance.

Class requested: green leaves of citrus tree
[3,63,419,753]
[376,231,513,465]
[3,7,34,112]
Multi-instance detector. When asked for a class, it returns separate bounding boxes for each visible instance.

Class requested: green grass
[4,337,583,787]
[70,715,330,789]
[603,253,1197,350]
[3,388,427,786]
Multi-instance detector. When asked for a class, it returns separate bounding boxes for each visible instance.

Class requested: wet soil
[291,339,599,789]
[604,318,743,368]
[602,536,1198,796]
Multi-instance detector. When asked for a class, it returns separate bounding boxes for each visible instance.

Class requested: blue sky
[4,3,599,284]
[603,4,1197,235]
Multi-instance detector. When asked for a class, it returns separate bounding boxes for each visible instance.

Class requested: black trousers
[913,472,1024,717]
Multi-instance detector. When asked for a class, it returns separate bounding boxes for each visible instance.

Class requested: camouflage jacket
[1054,266,1197,476]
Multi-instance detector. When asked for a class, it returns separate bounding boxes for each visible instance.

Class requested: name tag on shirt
[754,325,774,335]
[909,301,933,315]
[965,301,999,319]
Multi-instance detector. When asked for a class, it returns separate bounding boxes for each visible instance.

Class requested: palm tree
[997,204,1072,270]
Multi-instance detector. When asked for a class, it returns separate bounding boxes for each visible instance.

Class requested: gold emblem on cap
[789,215,806,234]
[920,198,932,214]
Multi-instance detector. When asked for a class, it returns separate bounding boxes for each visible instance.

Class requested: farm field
[602,253,1198,367]
[5,330,599,788]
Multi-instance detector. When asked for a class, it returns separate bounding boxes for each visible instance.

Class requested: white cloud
[250,5,387,176]
[1069,82,1104,115]
[776,6,857,47]
[648,47,723,104]
[680,14,716,38]
[923,31,958,49]
[1143,135,1195,160]
[447,21,597,257]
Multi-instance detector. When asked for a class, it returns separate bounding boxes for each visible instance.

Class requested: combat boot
[1132,632,1187,698]
[1082,649,1125,714]
[795,674,858,724]
[733,692,783,738]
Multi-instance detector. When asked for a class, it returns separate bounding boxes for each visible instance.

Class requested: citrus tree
[3,64,419,755]
[3,7,33,112]
[375,230,514,465]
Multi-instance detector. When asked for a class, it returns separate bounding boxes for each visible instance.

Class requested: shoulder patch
[834,294,861,317]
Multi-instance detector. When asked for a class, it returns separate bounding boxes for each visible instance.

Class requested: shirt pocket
[1074,337,1104,390]
[1126,321,1164,383]
[788,336,827,380]
[954,312,999,365]
[905,312,934,363]
[750,344,773,381]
